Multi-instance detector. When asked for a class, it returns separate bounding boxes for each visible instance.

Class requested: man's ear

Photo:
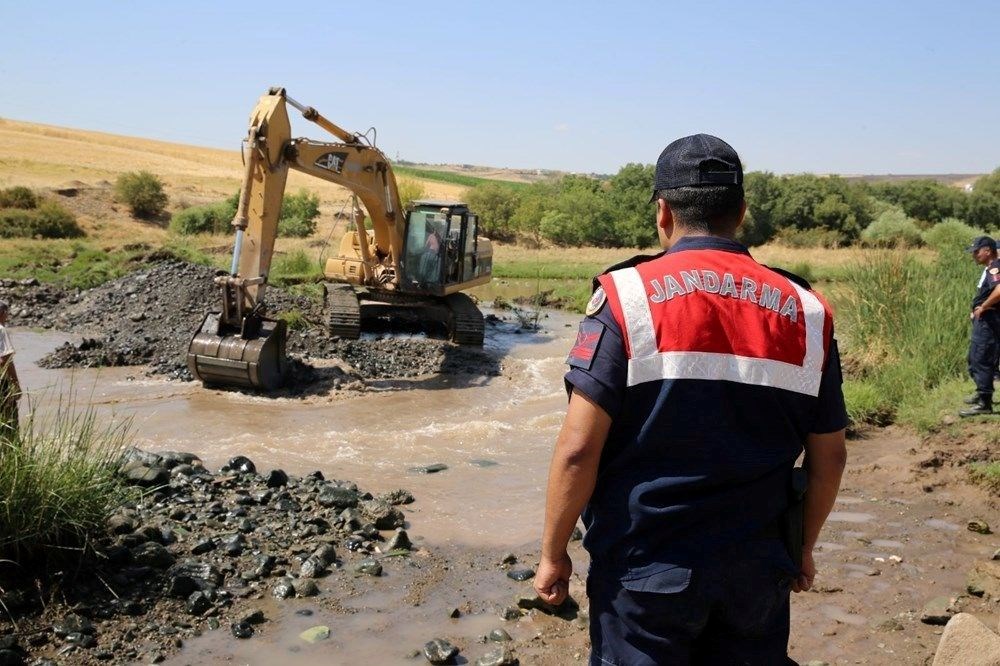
[735,200,748,230]
[656,199,673,233]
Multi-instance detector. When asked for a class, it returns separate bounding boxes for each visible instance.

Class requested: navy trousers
[588,539,796,666]
[969,314,1000,401]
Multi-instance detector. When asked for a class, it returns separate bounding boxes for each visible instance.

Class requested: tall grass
[840,248,979,429]
[0,390,132,566]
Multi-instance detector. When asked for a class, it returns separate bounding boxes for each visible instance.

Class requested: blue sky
[2,1,998,175]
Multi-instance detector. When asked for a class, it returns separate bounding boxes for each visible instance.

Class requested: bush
[278,189,320,237]
[115,171,168,218]
[397,179,426,211]
[0,186,39,209]
[466,182,521,242]
[271,249,321,285]
[0,201,84,239]
[0,394,132,565]
[860,208,923,247]
[169,200,234,235]
[922,217,982,254]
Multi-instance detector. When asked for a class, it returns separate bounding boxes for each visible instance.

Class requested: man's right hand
[534,552,573,605]
[792,549,816,593]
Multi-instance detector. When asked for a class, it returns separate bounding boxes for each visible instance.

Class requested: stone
[240,609,266,625]
[355,559,382,577]
[992,548,1000,561]
[423,638,459,664]
[52,614,95,638]
[968,520,992,535]
[312,544,338,566]
[299,626,330,644]
[230,622,254,639]
[107,513,138,535]
[931,613,1000,666]
[379,489,415,505]
[221,533,245,557]
[167,561,223,595]
[317,486,359,509]
[506,569,534,582]
[297,580,320,597]
[965,562,1000,600]
[921,596,956,625]
[226,456,256,474]
[499,606,521,621]
[265,469,288,488]
[191,538,216,555]
[488,629,512,643]
[124,465,170,487]
[516,591,579,617]
[410,463,448,474]
[500,553,517,566]
[386,529,412,552]
[130,542,174,568]
[185,592,212,616]
[360,499,405,530]
[272,581,295,599]
[299,557,326,579]
[475,646,517,666]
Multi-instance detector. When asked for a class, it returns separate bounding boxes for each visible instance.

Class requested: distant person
[535,134,848,664]
[960,236,1000,417]
[420,222,443,283]
[0,300,21,438]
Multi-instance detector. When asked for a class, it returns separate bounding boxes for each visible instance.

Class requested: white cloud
[554,123,570,133]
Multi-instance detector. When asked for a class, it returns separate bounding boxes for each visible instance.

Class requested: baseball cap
[649,134,743,202]
[967,235,997,252]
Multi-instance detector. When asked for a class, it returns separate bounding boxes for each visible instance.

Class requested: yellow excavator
[186,87,493,390]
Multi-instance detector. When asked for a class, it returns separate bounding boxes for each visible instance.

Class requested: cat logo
[315,152,349,173]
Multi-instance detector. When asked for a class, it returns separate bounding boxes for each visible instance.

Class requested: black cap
[967,235,997,253]
[650,134,743,203]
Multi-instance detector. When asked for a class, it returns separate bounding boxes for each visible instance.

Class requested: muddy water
[15,311,579,548]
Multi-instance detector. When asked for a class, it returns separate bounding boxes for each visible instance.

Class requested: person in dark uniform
[535,135,848,665]
[959,235,1000,417]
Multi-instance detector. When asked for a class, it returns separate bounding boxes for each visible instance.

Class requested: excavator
[186,87,493,390]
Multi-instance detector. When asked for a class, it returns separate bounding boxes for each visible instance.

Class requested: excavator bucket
[186,312,289,390]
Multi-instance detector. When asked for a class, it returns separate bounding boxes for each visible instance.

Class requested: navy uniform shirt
[565,236,848,582]
[973,258,1000,310]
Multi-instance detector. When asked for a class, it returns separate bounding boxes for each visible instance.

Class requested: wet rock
[500,553,517,566]
[158,451,201,468]
[191,538,216,555]
[299,626,330,644]
[107,513,138,535]
[506,569,534,582]
[240,609,266,625]
[423,638,459,664]
[475,646,517,666]
[299,557,326,579]
[360,499,404,530]
[130,542,174,568]
[52,614,95,638]
[410,463,448,474]
[379,489,415,505]
[449,608,461,618]
[968,519,992,535]
[65,632,97,648]
[295,609,314,617]
[124,465,170,487]
[167,561,223,596]
[221,533,245,557]
[265,469,288,488]
[231,622,254,639]
[355,559,382,577]
[185,591,212,616]
[272,581,295,599]
[488,629,511,642]
[296,580,320,597]
[470,459,499,468]
[931,613,1000,665]
[317,486,359,509]
[516,591,579,616]
[225,456,256,474]
[386,529,412,552]
[921,596,956,625]
[312,543,338,566]
[498,606,521,621]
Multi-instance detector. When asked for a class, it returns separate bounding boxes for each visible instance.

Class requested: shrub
[115,171,168,218]
[0,201,84,239]
[397,179,426,211]
[271,249,321,285]
[170,202,232,235]
[0,186,39,209]
[278,189,320,237]
[860,208,922,247]
[278,216,315,238]
[922,217,981,254]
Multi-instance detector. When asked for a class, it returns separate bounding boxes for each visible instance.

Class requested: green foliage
[775,227,846,248]
[393,166,528,189]
[972,167,1000,199]
[0,201,84,239]
[114,171,168,218]
[860,207,923,247]
[280,309,309,331]
[922,218,981,255]
[0,393,133,565]
[867,179,965,224]
[465,181,522,242]
[0,186,39,209]
[169,198,236,235]
[968,461,1000,495]
[964,191,1000,230]
[608,163,657,247]
[278,189,320,238]
[397,179,426,210]
[842,380,895,428]
[270,249,322,285]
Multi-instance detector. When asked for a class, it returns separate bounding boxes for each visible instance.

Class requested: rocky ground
[0,260,506,387]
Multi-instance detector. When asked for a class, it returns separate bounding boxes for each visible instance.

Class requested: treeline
[466,166,1000,248]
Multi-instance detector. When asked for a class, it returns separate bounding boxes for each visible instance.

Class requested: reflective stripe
[610,268,657,359]
[614,267,827,397]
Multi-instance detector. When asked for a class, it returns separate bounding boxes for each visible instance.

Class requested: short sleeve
[988,260,1000,286]
[0,328,13,359]
[564,304,627,418]
[811,336,848,434]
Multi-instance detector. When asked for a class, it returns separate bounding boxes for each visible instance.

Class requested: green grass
[393,166,528,190]
[493,259,606,281]
[270,249,323,286]
[0,391,133,566]
[968,462,1000,495]
[279,309,310,331]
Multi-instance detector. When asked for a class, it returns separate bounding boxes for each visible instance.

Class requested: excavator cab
[401,200,488,292]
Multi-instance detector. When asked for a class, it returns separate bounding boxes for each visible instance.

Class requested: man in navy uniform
[960,235,1000,417]
[535,135,848,665]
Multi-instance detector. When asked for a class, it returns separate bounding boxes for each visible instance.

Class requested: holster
[780,467,808,570]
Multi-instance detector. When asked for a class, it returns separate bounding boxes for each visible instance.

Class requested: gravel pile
[2,259,501,384]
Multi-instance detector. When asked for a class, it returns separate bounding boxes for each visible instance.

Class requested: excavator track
[445,293,485,346]
[324,284,361,339]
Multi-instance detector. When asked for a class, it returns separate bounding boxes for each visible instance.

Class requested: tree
[608,163,657,247]
[465,182,521,242]
[115,171,168,219]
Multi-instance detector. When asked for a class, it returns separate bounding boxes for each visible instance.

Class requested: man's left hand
[534,552,573,606]
[792,549,816,593]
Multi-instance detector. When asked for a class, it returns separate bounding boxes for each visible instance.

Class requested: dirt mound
[11,258,502,385]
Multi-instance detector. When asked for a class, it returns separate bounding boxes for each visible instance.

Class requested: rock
[312,544,338,566]
[475,646,517,666]
[423,638,459,664]
[968,520,992,535]
[500,553,517,566]
[273,581,296,599]
[297,580,320,597]
[317,486,359,509]
[379,489,415,505]
[124,464,170,487]
[516,591,579,616]
[231,622,254,639]
[221,533,245,557]
[185,591,212,616]
[240,609,266,625]
[498,606,521,621]
[191,538,216,555]
[931,613,1000,666]
[449,608,461,618]
[355,559,382,577]
[299,557,326,579]
[52,614,95,638]
[992,548,1000,561]
[225,456,256,474]
[360,499,405,530]
[506,569,534,582]
[966,562,1000,599]
[386,529,412,552]
[167,561,223,596]
[488,629,512,643]
[299,626,331,643]
[130,542,174,568]
[410,463,448,474]
[107,513,138,535]
[265,469,288,488]
[921,596,956,625]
